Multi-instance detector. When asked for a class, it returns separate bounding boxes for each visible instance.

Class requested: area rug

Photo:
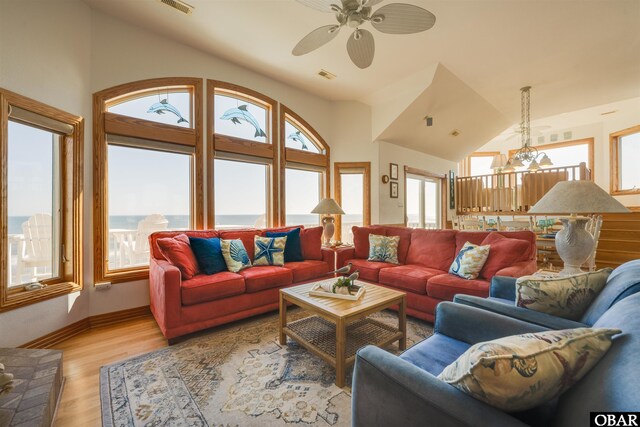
[100,309,433,427]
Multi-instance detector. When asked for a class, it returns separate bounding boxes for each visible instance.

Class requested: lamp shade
[490,154,507,170]
[311,198,345,215]
[528,181,630,215]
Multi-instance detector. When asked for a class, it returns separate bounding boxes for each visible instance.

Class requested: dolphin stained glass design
[147,98,189,124]
[220,105,266,138]
[287,130,309,150]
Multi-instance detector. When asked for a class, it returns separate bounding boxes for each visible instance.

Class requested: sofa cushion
[156,233,200,279]
[352,226,386,259]
[240,266,293,293]
[455,230,536,259]
[347,258,396,282]
[382,226,413,264]
[221,239,252,273]
[300,226,323,260]
[188,237,227,275]
[220,229,261,260]
[400,333,472,376]
[150,230,219,260]
[379,265,446,295]
[449,242,491,280]
[427,274,490,300]
[267,227,304,262]
[284,260,330,283]
[181,272,245,306]
[253,235,287,266]
[480,232,532,279]
[368,234,400,264]
[406,229,457,271]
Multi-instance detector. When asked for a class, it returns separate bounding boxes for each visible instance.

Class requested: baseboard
[20,305,151,349]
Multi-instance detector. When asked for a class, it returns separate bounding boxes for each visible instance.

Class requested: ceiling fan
[292,0,436,69]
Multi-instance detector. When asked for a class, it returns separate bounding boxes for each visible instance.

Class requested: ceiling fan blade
[295,0,341,13]
[371,3,436,34]
[292,25,342,56]
[347,29,375,69]
[361,0,384,7]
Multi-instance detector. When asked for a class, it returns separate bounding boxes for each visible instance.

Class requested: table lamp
[311,198,345,246]
[528,181,629,275]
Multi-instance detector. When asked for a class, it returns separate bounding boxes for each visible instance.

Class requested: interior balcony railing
[456,162,590,215]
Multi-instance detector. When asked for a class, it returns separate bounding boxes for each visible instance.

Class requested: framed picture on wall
[449,170,455,209]
[390,163,399,180]
[390,181,399,198]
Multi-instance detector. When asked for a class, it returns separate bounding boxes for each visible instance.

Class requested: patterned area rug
[100,309,433,427]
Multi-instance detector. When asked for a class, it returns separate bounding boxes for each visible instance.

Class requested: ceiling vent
[600,110,618,116]
[450,130,460,137]
[158,0,194,15]
[317,69,337,80]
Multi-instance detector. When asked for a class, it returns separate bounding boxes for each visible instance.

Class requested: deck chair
[120,214,169,267]
[18,213,54,282]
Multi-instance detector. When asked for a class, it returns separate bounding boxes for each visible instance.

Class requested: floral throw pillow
[221,239,252,273]
[367,234,400,264]
[449,241,491,280]
[515,268,613,320]
[438,328,620,412]
[253,236,287,266]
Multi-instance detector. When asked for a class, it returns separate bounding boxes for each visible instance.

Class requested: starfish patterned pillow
[438,328,620,412]
[221,239,252,273]
[253,236,287,266]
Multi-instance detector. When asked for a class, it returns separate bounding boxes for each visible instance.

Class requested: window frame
[610,125,640,195]
[403,166,446,229]
[279,105,330,226]
[334,162,371,241]
[0,88,84,311]
[460,151,500,177]
[93,77,204,284]
[207,80,278,228]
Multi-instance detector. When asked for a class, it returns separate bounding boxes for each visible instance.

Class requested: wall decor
[449,170,455,209]
[381,174,390,184]
[390,163,399,180]
[390,181,399,198]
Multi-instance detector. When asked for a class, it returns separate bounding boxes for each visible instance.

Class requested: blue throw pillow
[266,228,304,262]
[188,237,227,275]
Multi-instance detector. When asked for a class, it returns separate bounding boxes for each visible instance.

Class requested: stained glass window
[284,120,321,153]
[214,93,268,143]
[107,90,192,128]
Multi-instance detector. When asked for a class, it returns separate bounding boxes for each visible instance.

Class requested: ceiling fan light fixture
[527,159,541,171]
[539,154,553,167]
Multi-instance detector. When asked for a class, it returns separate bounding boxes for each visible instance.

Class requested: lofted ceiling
[82,0,640,157]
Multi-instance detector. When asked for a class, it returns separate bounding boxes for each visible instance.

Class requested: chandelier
[500,86,552,172]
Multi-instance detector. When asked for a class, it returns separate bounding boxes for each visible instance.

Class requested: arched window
[279,106,330,227]
[208,80,277,229]
[93,78,204,284]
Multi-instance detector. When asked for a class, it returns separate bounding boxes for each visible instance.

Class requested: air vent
[158,0,194,15]
[601,110,618,116]
[450,130,460,137]
[317,69,337,80]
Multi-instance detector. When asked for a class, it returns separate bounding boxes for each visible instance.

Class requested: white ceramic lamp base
[321,216,335,246]
[555,216,595,275]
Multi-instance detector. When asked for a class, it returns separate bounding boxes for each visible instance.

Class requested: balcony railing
[456,162,590,215]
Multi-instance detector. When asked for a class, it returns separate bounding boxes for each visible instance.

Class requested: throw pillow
[300,226,323,260]
[438,328,620,412]
[188,237,227,275]
[253,235,287,266]
[449,241,490,280]
[479,232,532,279]
[266,228,303,262]
[221,239,252,273]
[156,234,200,280]
[368,234,400,264]
[515,268,613,320]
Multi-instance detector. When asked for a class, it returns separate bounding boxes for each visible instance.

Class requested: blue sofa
[352,292,640,426]
[454,260,640,329]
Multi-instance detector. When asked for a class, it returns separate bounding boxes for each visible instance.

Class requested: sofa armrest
[149,257,182,336]
[453,294,588,330]
[490,275,517,300]
[352,345,528,427]
[435,301,549,344]
[494,259,538,278]
[320,247,336,270]
[335,246,356,270]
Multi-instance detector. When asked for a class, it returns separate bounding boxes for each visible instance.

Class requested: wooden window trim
[334,162,371,241]
[1,88,84,312]
[507,138,595,179]
[610,125,640,195]
[460,151,500,177]
[207,80,278,228]
[279,104,330,226]
[93,77,204,285]
[403,166,446,229]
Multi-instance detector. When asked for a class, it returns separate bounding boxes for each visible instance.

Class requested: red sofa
[335,226,538,322]
[148,226,334,341]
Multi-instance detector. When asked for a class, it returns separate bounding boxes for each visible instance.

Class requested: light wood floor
[52,315,167,426]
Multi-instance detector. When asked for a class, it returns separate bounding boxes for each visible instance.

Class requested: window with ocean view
[285,168,321,227]
[107,90,192,128]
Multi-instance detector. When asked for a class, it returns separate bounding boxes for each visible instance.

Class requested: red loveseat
[335,226,538,322]
[148,226,334,341]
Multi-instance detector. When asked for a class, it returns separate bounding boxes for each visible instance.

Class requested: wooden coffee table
[279,279,406,387]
